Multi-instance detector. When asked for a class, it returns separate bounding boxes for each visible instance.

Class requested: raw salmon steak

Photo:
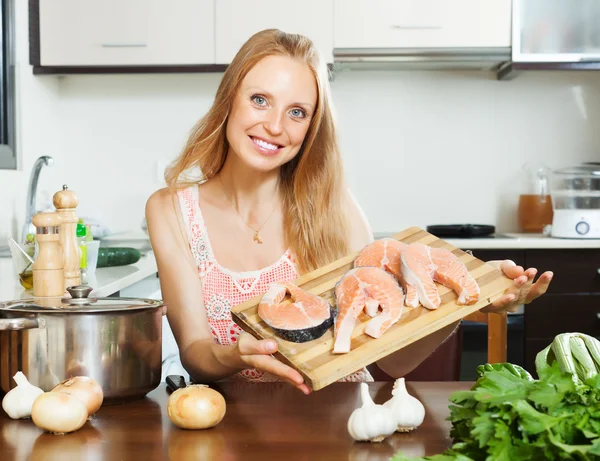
[333,267,405,353]
[430,247,480,305]
[401,243,480,310]
[258,282,334,343]
[354,238,420,309]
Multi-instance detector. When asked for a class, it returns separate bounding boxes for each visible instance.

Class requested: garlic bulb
[347,382,397,443]
[1,371,44,419]
[383,377,425,432]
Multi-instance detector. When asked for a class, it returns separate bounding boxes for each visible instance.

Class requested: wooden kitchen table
[0,381,471,461]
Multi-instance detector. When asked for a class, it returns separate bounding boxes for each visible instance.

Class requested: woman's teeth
[252,137,279,151]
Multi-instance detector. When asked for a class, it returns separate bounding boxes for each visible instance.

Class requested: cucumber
[97,247,142,268]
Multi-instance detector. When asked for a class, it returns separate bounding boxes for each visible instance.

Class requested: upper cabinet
[513,0,600,61]
[215,0,334,64]
[334,0,512,49]
[36,0,215,67]
[32,0,516,74]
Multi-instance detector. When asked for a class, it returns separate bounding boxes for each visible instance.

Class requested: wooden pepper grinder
[32,212,64,297]
[53,184,80,289]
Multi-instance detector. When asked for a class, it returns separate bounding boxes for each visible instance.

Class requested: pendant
[253,231,263,244]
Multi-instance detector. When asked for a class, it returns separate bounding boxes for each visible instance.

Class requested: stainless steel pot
[0,286,167,405]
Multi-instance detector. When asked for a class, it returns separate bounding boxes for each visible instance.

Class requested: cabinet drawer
[215,0,334,64]
[525,294,600,338]
[39,0,215,66]
[333,0,511,49]
[526,249,600,294]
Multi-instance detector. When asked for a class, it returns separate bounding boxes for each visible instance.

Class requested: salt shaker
[53,184,81,289]
[32,211,64,297]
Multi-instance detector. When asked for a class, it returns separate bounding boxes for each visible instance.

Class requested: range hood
[331,0,512,74]
[332,0,600,80]
[333,47,511,72]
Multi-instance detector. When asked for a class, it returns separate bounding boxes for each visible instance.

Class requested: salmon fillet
[333,267,405,353]
[400,243,442,309]
[401,243,480,309]
[430,248,480,305]
[354,238,420,308]
[258,282,334,343]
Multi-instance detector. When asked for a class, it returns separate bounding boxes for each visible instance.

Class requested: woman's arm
[145,188,310,393]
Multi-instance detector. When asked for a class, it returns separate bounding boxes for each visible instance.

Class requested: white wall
[2,3,600,245]
[333,70,600,232]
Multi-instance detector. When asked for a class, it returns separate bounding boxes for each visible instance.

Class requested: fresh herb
[391,362,600,461]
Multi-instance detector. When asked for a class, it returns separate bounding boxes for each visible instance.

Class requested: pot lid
[0,285,165,313]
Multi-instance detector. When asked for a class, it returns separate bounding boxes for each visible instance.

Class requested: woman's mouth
[249,136,283,156]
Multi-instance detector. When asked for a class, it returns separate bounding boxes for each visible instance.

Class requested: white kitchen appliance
[550,163,600,238]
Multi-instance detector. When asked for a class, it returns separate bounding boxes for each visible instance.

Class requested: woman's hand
[482,260,553,313]
[233,333,312,395]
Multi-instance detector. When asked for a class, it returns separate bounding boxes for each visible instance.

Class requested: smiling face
[225,54,318,173]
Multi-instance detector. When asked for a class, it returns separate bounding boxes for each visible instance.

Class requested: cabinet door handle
[101,43,148,48]
[597,313,600,320]
[390,25,442,30]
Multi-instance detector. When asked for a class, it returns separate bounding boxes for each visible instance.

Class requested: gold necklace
[218,175,278,244]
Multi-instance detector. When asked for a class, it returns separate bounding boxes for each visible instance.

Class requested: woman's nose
[264,109,284,136]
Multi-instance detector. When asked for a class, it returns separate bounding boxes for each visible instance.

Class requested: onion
[31,392,89,434]
[167,385,226,430]
[51,376,104,415]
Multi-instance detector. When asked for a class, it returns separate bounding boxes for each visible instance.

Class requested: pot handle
[0,317,45,331]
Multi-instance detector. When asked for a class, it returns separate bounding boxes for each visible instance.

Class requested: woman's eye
[251,95,267,106]
[290,108,307,118]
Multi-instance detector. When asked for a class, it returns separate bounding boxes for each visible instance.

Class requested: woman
[145,29,553,395]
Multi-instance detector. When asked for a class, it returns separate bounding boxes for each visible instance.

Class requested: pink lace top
[177,185,373,383]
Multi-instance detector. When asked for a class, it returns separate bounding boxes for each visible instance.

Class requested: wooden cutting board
[231,226,513,391]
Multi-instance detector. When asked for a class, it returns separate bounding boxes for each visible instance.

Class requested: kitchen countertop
[0,380,471,461]
[0,251,158,302]
[374,232,600,249]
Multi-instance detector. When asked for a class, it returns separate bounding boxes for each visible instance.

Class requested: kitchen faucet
[21,155,54,244]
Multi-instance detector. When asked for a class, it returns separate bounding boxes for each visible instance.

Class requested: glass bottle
[76,219,88,284]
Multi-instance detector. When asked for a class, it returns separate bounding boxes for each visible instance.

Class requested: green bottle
[76,219,87,282]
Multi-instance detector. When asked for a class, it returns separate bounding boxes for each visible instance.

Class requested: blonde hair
[165,29,349,274]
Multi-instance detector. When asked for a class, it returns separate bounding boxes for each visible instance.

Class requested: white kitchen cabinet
[334,0,512,49]
[38,0,215,66]
[215,0,334,64]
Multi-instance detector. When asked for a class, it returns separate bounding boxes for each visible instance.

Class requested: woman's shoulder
[145,185,194,223]
[146,187,179,216]
[342,187,374,252]
[146,184,199,212]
